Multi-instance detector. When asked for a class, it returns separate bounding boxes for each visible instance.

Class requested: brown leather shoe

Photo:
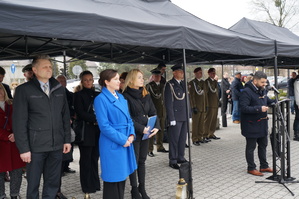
[233,120,240,124]
[260,168,273,173]
[248,170,264,176]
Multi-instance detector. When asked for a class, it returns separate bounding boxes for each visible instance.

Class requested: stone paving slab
[5,114,299,199]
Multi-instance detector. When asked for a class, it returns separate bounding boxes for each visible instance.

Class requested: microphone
[267,85,280,94]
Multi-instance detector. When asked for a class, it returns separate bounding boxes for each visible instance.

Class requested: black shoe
[131,187,142,199]
[138,185,150,199]
[199,139,208,143]
[177,160,188,164]
[185,144,189,148]
[209,135,220,140]
[193,141,200,146]
[148,152,155,157]
[205,138,211,142]
[11,196,21,199]
[169,163,180,169]
[64,168,76,173]
[157,148,169,153]
[56,192,68,199]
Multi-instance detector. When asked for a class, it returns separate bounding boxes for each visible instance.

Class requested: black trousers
[130,136,149,187]
[78,145,100,193]
[103,180,126,199]
[221,94,229,116]
[26,149,63,199]
[245,136,269,171]
[168,121,187,164]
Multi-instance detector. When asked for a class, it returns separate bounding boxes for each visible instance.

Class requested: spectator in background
[56,75,76,199]
[156,63,167,84]
[293,74,299,141]
[13,54,71,199]
[288,72,297,114]
[231,72,244,124]
[22,64,34,82]
[0,67,12,99]
[73,71,101,199]
[119,72,128,93]
[221,72,231,117]
[0,83,26,199]
[94,69,137,199]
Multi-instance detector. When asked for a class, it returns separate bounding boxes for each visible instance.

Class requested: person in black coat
[221,72,231,117]
[73,71,100,199]
[0,66,12,99]
[123,69,159,199]
[231,72,244,124]
[239,71,274,176]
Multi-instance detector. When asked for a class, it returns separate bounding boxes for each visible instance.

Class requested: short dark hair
[99,69,118,87]
[253,71,267,80]
[32,54,52,67]
[0,67,6,75]
[119,72,128,80]
[194,67,202,73]
[79,70,93,80]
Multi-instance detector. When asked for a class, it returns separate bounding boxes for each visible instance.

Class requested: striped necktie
[43,84,49,96]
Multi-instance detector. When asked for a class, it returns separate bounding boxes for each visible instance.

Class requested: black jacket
[13,77,71,153]
[240,81,274,138]
[123,87,160,139]
[221,78,230,99]
[74,87,100,146]
[231,77,244,101]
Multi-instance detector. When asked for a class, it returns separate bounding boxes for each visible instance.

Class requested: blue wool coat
[94,87,137,182]
[240,81,274,138]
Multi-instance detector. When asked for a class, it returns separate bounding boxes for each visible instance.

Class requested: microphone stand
[255,91,299,196]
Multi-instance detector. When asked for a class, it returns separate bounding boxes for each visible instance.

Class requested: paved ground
[5,113,299,199]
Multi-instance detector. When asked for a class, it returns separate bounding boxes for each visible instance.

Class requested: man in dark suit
[22,64,34,82]
[146,69,168,157]
[240,71,274,176]
[164,64,188,169]
[0,66,13,99]
[13,54,71,199]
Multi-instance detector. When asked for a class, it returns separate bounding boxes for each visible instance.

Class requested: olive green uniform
[204,78,219,137]
[146,81,166,151]
[188,78,207,142]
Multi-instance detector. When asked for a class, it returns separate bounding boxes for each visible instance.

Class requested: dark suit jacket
[231,77,244,101]
[164,78,187,123]
[74,87,100,147]
[3,83,12,99]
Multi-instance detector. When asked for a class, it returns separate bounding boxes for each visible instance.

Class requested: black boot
[131,186,142,199]
[138,184,150,199]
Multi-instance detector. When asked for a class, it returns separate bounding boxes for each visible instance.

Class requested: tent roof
[229,18,299,58]
[0,0,275,64]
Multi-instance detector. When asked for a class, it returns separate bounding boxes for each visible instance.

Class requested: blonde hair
[0,83,12,105]
[123,69,148,97]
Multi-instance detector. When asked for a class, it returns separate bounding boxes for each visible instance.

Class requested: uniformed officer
[204,68,221,140]
[146,69,168,157]
[164,64,188,169]
[188,67,208,146]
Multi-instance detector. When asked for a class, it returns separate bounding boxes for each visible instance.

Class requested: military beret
[171,63,183,71]
[22,64,32,73]
[157,62,166,69]
[208,68,215,73]
[194,67,202,73]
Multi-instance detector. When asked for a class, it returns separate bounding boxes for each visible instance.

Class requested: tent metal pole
[63,50,67,77]
[182,48,194,199]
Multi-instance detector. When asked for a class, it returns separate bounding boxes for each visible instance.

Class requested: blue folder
[142,115,157,140]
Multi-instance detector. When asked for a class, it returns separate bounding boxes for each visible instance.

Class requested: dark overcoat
[74,87,100,146]
[231,77,244,101]
[240,81,274,138]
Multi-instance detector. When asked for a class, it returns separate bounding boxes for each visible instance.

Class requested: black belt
[86,122,98,126]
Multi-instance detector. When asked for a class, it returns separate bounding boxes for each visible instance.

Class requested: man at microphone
[239,71,275,176]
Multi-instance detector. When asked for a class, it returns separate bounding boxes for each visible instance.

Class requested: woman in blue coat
[94,69,137,199]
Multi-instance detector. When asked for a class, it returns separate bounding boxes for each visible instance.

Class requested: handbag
[73,102,93,144]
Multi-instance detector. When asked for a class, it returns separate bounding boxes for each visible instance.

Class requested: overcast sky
[171,0,299,35]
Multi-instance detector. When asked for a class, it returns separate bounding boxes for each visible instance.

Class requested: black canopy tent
[0,0,276,64]
[0,1,281,198]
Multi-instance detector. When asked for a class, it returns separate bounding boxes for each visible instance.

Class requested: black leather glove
[192,107,198,114]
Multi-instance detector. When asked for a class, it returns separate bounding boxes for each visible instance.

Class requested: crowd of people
[0,53,288,199]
